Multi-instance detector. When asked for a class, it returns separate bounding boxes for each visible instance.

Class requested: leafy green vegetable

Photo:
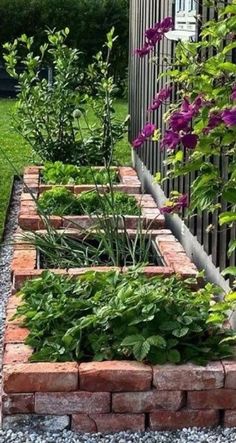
[42,162,119,185]
[15,269,236,364]
[38,187,140,216]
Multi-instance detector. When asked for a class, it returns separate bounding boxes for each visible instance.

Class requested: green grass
[0,98,130,240]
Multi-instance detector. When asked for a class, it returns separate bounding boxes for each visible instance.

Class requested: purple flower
[181,134,198,149]
[159,17,174,33]
[145,27,163,45]
[141,123,156,138]
[222,108,236,126]
[160,194,188,214]
[169,111,192,132]
[135,43,153,57]
[161,130,180,150]
[148,86,172,111]
[203,111,223,134]
[231,86,236,101]
[132,123,156,149]
[181,96,203,117]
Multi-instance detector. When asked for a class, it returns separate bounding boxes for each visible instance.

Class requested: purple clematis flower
[181,134,199,149]
[135,43,153,57]
[141,123,156,138]
[148,86,172,111]
[181,96,204,117]
[222,108,236,126]
[169,111,192,132]
[132,123,156,149]
[159,17,174,33]
[161,130,180,150]
[145,27,163,45]
[160,194,188,214]
[203,111,223,134]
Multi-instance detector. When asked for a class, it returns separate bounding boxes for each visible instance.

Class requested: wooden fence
[129,0,236,274]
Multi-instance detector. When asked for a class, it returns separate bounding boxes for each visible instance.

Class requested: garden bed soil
[11,228,198,289]
[18,191,165,231]
[23,166,142,194]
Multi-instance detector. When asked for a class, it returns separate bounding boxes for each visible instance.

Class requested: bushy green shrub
[42,162,119,185]
[15,269,236,364]
[38,187,140,216]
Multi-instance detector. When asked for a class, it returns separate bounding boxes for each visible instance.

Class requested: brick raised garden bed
[2,317,236,433]
[18,191,165,231]
[11,228,198,289]
[23,166,141,194]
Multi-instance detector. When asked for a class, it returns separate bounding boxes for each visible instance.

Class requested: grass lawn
[0,98,131,241]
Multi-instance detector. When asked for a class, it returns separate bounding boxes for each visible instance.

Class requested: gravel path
[1,182,236,442]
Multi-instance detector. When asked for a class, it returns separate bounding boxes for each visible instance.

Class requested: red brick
[11,250,36,271]
[149,409,220,430]
[3,363,78,393]
[224,411,236,427]
[5,309,24,326]
[2,393,35,415]
[62,216,95,229]
[142,266,174,277]
[118,167,138,177]
[188,389,236,409]
[7,295,22,310]
[79,361,152,392]
[153,363,224,390]
[113,390,185,413]
[91,414,145,433]
[24,166,40,174]
[3,344,33,364]
[223,360,236,388]
[4,325,29,344]
[71,414,97,433]
[116,185,141,194]
[35,392,110,414]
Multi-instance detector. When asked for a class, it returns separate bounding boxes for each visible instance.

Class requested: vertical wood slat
[129,0,236,275]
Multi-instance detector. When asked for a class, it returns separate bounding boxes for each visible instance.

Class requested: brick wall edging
[2,357,236,432]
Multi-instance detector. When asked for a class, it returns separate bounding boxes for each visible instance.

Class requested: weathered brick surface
[89,414,145,433]
[3,363,78,393]
[149,409,220,430]
[4,324,29,344]
[71,414,97,433]
[112,390,185,413]
[223,361,236,389]
[79,361,152,392]
[35,392,110,414]
[188,389,236,409]
[11,249,36,271]
[224,411,236,427]
[3,344,33,364]
[2,393,35,415]
[153,363,224,391]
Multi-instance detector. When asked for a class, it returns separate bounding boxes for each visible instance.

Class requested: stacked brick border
[18,192,165,231]
[3,165,235,433]
[3,349,236,432]
[23,166,141,194]
[11,228,198,288]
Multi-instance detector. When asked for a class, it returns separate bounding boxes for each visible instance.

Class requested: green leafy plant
[3,27,128,165]
[38,188,140,216]
[42,162,119,185]
[132,1,236,279]
[15,269,236,364]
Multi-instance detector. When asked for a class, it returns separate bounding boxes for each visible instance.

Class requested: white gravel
[1,182,236,442]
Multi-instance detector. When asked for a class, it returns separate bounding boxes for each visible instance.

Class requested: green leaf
[121,335,144,346]
[167,349,181,364]
[222,267,236,277]
[228,240,236,257]
[148,335,167,349]
[225,292,236,302]
[172,327,189,338]
[222,188,236,204]
[133,340,150,361]
[219,62,236,73]
[219,212,236,226]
